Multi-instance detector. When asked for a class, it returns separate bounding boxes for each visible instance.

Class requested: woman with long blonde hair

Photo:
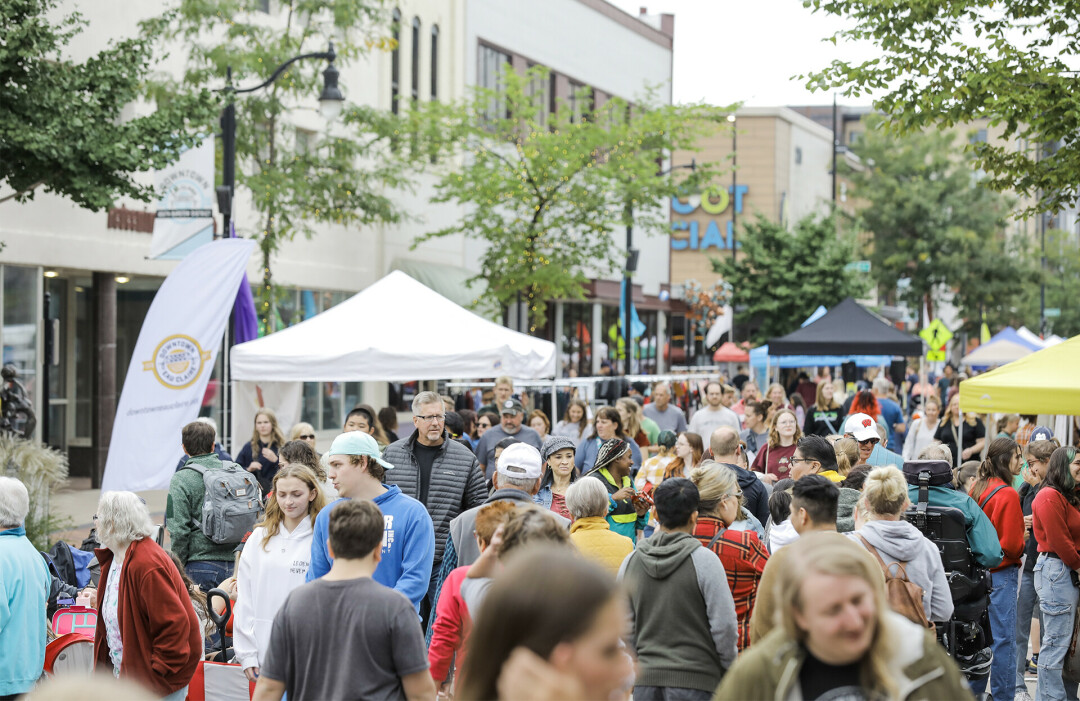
[664,431,703,479]
[615,397,649,448]
[715,533,970,700]
[804,381,845,437]
[234,464,327,683]
[236,408,286,493]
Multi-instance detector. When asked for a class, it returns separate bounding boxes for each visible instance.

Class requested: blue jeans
[1019,568,1043,694]
[161,686,189,701]
[990,565,1020,701]
[1036,555,1079,701]
[185,559,234,593]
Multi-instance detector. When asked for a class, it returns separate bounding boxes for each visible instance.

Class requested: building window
[548,71,557,119]
[430,25,439,100]
[478,44,511,122]
[848,131,861,145]
[568,80,583,123]
[795,147,803,165]
[526,63,549,126]
[391,8,401,114]
[256,0,269,12]
[411,17,421,102]
[969,128,988,144]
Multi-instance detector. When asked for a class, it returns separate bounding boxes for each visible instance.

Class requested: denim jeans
[633,686,713,701]
[185,559,234,593]
[991,565,1020,701]
[1019,568,1043,694]
[1036,555,1079,701]
[161,686,188,701]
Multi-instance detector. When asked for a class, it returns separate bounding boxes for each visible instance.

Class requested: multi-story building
[0,0,676,480]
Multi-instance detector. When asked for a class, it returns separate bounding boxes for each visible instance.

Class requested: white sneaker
[1016,690,1034,701]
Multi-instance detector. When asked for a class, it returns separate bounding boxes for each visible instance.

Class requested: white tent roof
[961,339,1034,367]
[231,271,557,381]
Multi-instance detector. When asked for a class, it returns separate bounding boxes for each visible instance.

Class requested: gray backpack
[182,461,264,545]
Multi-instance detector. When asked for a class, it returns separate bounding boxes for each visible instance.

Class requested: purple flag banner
[230,222,259,344]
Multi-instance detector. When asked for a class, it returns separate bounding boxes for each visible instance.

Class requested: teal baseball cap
[327,431,394,470]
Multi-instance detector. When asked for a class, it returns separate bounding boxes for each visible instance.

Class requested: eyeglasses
[415,414,445,423]
[723,492,743,502]
[858,438,880,446]
[789,457,815,465]
[299,434,316,440]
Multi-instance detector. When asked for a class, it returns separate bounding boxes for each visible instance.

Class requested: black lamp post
[622,158,696,376]
[215,42,344,236]
[727,113,737,265]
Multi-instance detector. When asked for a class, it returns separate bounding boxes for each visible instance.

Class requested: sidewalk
[49,477,169,545]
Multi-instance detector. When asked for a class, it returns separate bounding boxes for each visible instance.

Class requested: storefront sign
[670,185,748,251]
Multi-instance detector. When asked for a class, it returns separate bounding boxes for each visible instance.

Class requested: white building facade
[0,0,676,480]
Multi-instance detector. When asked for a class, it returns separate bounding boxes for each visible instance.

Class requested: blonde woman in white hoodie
[234,463,327,682]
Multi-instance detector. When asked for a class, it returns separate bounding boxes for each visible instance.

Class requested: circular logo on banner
[142,335,211,389]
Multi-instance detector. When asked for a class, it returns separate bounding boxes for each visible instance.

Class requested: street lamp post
[622,159,696,376]
[727,113,737,265]
[215,43,344,236]
[214,43,344,450]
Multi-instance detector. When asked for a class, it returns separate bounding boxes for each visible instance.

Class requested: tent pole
[551,378,558,426]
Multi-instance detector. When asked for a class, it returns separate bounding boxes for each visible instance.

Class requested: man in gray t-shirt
[255,500,435,701]
[642,382,687,434]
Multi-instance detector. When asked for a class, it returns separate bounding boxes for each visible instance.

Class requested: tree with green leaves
[710,214,868,344]
[1018,228,1080,338]
[845,116,1037,335]
[0,0,217,210]
[141,1,432,331]
[413,66,728,331]
[801,0,1080,216]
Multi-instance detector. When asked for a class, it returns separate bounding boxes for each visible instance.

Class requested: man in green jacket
[167,420,242,591]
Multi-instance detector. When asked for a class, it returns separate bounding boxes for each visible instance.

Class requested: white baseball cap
[844,413,880,442]
[497,443,543,481]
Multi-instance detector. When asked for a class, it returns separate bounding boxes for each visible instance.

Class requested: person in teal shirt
[0,476,51,698]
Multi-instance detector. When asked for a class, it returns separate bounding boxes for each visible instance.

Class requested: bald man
[710,426,770,526]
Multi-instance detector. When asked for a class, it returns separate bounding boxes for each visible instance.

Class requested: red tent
[712,342,749,363]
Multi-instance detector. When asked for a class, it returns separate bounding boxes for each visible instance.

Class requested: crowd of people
[1,368,1078,701]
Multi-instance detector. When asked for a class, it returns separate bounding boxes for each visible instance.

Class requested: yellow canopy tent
[959,334,1080,414]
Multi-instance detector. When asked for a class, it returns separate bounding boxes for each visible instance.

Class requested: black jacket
[717,462,770,528]
[384,430,487,563]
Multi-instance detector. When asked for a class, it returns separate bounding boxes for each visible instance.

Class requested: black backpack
[902,459,992,681]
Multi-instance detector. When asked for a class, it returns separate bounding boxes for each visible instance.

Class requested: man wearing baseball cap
[305,431,435,613]
[429,443,570,632]
[843,412,903,468]
[473,397,544,482]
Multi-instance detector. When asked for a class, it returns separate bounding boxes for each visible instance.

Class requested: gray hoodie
[618,531,738,691]
[847,519,954,621]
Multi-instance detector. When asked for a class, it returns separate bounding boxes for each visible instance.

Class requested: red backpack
[858,535,933,629]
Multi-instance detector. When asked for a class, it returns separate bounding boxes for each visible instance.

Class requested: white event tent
[228,271,557,449]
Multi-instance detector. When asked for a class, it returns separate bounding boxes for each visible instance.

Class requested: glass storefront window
[320,382,342,431]
[2,265,40,411]
[74,282,93,438]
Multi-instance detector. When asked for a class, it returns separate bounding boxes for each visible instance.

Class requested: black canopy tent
[767,298,923,356]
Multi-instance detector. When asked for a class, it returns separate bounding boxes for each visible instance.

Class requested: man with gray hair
[0,476,51,699]
[643,381,687,434]
[383,390,486,626]
[428,443,569,633]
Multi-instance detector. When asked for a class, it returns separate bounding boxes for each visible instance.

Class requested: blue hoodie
[306,485,435,612]
[1,526,50,696]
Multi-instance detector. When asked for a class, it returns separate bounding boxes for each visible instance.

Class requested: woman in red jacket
[969,437,1025,701]
[1032,446,1080,701]
[94,491,201,700]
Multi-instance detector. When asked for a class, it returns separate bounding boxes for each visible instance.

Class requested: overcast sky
[607,0,881,108]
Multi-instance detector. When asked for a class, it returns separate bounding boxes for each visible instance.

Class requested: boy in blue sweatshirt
[306,432,435,613]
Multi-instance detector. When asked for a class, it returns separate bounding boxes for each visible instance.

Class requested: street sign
[926,348,946,362]
[919,319,954,350]
[845,260,872,273]
[1046,308,1062,318]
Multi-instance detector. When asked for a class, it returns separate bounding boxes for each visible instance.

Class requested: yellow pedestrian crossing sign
[920,319,952,361]
[919,319,953,350]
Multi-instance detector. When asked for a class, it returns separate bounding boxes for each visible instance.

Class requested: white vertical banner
[103,239,255,491]
[150,136,216,260]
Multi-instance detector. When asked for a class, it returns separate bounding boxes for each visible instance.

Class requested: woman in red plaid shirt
[690,462,770,651]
